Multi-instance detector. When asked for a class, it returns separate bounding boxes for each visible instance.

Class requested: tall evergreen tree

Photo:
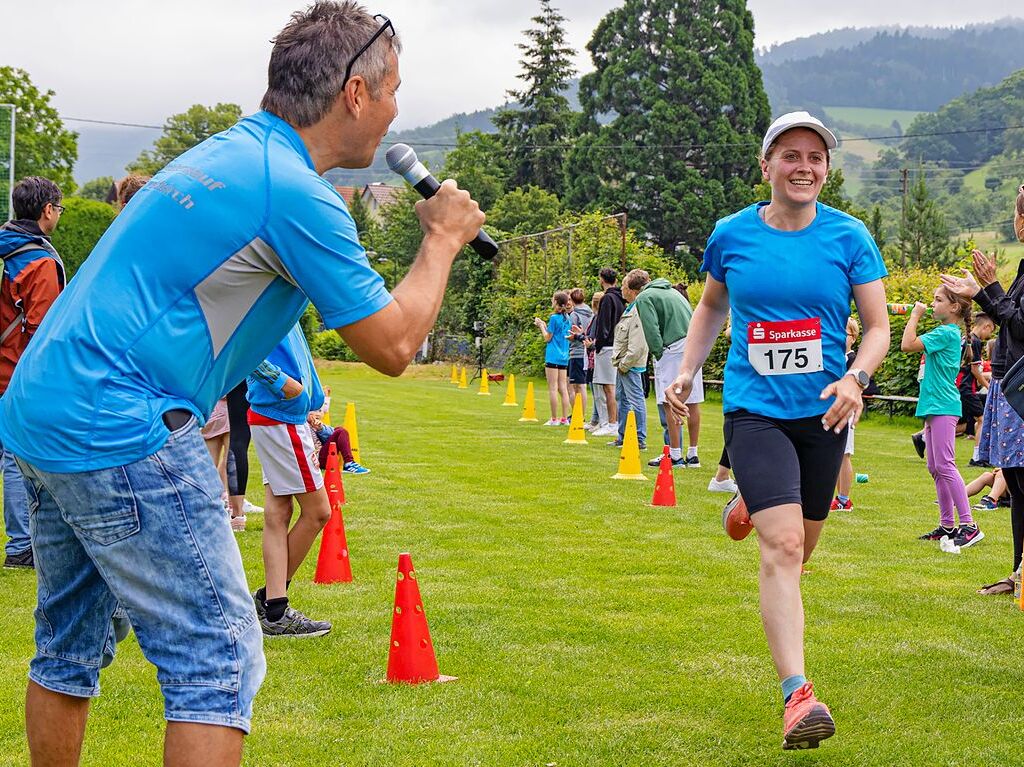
[565,0,771,255]
[869,205,887,250]
[493,0,577,197]
[899,174,950,268]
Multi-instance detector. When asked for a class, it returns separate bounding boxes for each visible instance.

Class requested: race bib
[747,318,824,376]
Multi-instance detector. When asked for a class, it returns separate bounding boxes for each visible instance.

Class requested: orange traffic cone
[343,402,361,464]
[611,410,647,480]
[564,393,587,444]
[502,373,518,406]
[519,381,538,422]
[314,443,352,584]
[386,553,456,684]
[651,446,677,507]
[321,385,332,426]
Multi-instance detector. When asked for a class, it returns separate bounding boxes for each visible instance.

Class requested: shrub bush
[49,197,116,278]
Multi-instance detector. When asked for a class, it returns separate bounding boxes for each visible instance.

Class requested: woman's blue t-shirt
[702,202,888,420]
[544,313,571,365]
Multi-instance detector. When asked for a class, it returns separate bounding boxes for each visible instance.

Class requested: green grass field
[1,362,1021,765]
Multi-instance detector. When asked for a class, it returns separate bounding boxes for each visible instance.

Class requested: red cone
[386,553,454,684]
[314,443,352,584]
[323,442,345,507]
[651,446,677,507]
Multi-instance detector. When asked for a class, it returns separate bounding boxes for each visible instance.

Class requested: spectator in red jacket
[0,176,66,569]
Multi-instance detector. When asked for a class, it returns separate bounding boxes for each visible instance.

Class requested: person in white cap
[665,111,891,750]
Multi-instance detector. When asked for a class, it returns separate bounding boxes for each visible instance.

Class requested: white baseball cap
[761,111,838,157]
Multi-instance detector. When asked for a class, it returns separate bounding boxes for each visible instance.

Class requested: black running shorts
[568,357,587,384]
[724,409,847,521]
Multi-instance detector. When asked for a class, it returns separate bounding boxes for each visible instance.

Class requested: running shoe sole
[722,494,753,541]
[263,627,331,639]
[782,704,836,750]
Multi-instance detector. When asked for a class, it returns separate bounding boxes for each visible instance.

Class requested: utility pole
[900,167,909,270]
[0,104,14,222]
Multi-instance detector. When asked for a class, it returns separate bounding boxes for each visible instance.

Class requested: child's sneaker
[953,524,984,549]
[972,496,997,511]
[243,499,263,514]
[559,418,570,426]
[343,461,370,475]
[683,455,701,468]
[542,419,560,426]
[918,525,957,541]
[830,497,853,512]
[230,514,247,533]
[782,682,835,750]
[708,477,738,494]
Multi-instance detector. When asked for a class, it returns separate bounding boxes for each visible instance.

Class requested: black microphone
[385,143,498,259]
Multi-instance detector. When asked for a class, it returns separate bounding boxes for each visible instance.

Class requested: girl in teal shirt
[901,287,983,548]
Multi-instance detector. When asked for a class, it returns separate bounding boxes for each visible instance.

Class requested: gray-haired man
[2,3,484,764]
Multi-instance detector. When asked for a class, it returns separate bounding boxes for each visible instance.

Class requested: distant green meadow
[1,362,1020,765]
[823,106,926,132]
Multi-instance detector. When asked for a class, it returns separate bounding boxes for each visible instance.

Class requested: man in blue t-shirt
[2,5,485,763]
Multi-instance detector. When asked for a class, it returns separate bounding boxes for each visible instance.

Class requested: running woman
[902,291,983,547]
[665,112,890,750]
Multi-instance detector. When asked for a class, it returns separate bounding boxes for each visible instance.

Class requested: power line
[61,112,1024,152]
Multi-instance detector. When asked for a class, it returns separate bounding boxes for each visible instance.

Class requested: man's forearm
[389,235,461,344]
[338,234,462,376]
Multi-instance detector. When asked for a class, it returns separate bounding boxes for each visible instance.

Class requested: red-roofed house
[333,186,359,206]
[361,183,403,220]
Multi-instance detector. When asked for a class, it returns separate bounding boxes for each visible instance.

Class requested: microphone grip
[469,229,498,259]
[411,175,497,259]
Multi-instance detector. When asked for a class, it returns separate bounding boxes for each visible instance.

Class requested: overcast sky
[6,0,1022,132]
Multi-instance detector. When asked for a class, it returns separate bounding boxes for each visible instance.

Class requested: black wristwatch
[846,368,870,389]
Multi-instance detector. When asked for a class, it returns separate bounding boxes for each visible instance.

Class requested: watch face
[856,370,870,387]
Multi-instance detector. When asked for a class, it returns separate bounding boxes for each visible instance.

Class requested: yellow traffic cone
[458,367,468,389]
[564,393,588,445]
[502,374,518,407]
[519,381,538,422]
[478,369,491,395]
[611,410,647,480]
[321,385,332,426]
[450,364,458,385]
[343,402,361,463]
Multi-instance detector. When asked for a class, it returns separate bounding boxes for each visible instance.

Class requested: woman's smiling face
[761,128,829,207]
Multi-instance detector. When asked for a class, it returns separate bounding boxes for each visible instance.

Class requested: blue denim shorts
[17,418,266,733]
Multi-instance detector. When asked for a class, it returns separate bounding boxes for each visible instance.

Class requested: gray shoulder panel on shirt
[194,237,298,358]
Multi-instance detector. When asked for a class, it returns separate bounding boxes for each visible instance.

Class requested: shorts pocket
[70,467,141,546]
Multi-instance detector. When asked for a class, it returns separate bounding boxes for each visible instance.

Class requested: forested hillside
[762,25,1024,112]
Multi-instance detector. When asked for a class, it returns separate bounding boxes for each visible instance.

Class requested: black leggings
[719,446,730,470]
[226,381,251,497]
[1000,466,1024,572]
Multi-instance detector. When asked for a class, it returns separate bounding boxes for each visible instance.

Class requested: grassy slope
[0,362,1020,766]
[824,107,928,197]
[823,106,925,129]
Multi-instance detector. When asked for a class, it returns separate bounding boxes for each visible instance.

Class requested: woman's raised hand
[971,249,997,287]
[940,269,981,299]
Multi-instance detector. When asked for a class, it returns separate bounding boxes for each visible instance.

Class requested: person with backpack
[0,177,66,570]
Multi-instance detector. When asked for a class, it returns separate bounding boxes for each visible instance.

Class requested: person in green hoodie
[626,269,693,468]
